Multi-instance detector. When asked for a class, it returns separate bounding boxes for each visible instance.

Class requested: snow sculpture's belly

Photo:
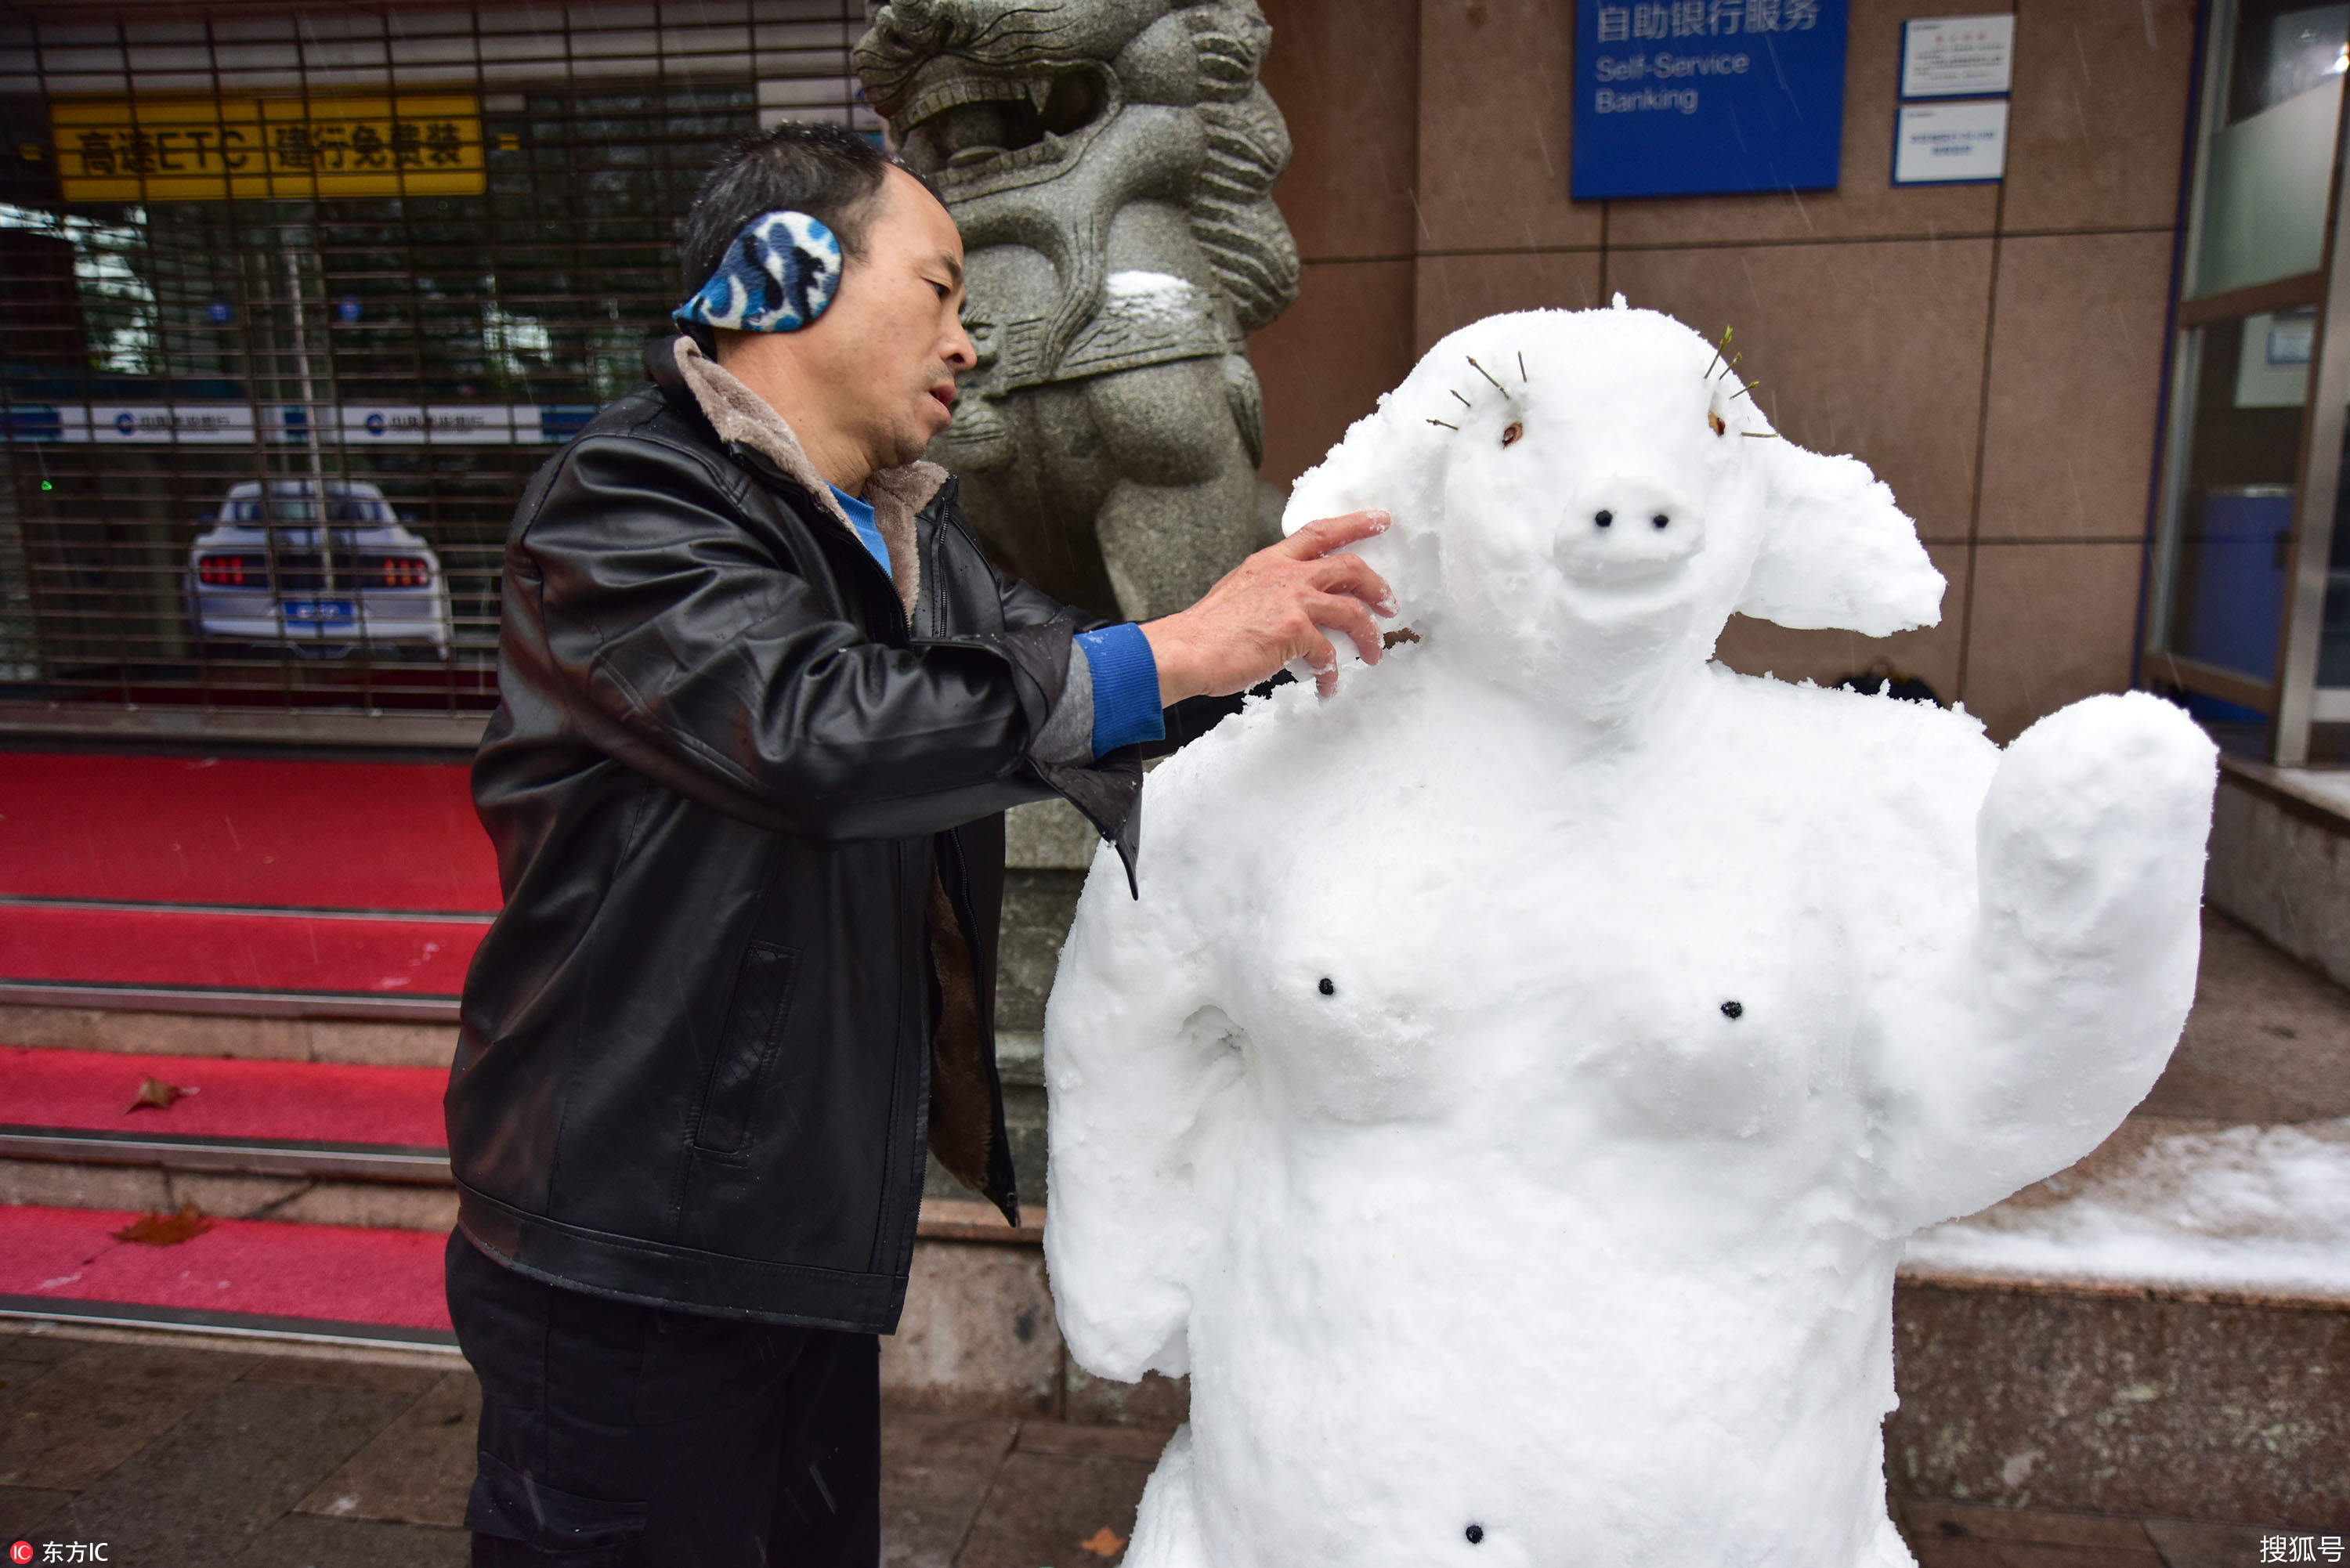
[1180,1151,1902,1568]
[1167,753,1911,1566]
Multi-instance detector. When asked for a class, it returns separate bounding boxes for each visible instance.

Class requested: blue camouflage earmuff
[674,210,844,334]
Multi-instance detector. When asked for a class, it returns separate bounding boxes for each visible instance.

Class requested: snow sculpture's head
[1286,303,1945,721]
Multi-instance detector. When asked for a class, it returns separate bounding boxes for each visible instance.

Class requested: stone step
[0,791,1093,1194]
[0,999,457,1068]
[1891,1050,2350,1524]
[0,892,479,1024]
[2207,756,2350,994]
[0,1190,1054,1408]
[0,1043,458,1230]
[1,1036,1050,1232]
[1890,1268,2348,1528]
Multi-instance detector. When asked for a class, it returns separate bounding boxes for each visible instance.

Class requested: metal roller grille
[0,0,876,742]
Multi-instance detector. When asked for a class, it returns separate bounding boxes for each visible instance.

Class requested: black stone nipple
[1721,1000,1744,1019]
[1651,513,1670,529]
[1318,977,1336,996]
[1594,510,1614,528]
[1466,1524,1485,1545]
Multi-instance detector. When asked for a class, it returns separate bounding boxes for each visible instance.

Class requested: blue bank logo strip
[1573,0,1850,201]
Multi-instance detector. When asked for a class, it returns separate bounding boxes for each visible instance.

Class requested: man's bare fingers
[1306,552,1397,614]
[1277,510,1390,561]
[1296,624,1337,670]
[1311,595,1386,666]
[1296,629,1340,697]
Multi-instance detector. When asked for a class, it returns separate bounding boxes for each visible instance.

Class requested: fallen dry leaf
[114,1201,212,1246]
[125,1077,185,1113]
[1079,1526,1126,1558]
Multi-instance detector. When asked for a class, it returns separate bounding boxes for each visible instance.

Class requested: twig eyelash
[1517,352,1528,382]
[1705,326,1732,381]
[1451,388,1473,408]
[1466,356,1506,393]
[1428,418,1459,431]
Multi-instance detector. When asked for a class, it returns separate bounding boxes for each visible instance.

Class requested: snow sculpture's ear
[1737,439,1945,636]
[1282,392,1448,626]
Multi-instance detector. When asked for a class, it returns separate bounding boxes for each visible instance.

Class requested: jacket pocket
[692,941,801,1156]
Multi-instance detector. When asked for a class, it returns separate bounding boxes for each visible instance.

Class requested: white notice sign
[1900,14,2016,98]
[1893,99,2009,184]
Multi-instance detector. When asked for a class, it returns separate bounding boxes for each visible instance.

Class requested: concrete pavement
[0,1322,2295,1568]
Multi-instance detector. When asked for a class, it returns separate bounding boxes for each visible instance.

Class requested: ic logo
[114,412,136,435]
[364,412,387,436]
[11,1540,34,1563]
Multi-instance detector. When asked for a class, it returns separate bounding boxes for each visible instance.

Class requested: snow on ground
[1904,1117,2350,1296]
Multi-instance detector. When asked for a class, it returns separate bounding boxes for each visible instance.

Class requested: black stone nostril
[1466,1524,1485,1545]
[1318,977,1335,996]
[1722,1000,1744,1019]
[1652,513,1669,529]
[1594,510,1614,529]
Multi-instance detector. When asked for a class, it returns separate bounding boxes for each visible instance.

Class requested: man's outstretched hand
[1141,511,1395,703]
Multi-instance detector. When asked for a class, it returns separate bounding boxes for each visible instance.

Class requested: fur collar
[671,334,945,620]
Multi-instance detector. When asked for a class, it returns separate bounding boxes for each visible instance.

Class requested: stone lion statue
[855,0,1299,620]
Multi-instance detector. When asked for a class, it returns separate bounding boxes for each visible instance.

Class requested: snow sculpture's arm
[1876,692,2216,1230]
[1043,854,1230,1382]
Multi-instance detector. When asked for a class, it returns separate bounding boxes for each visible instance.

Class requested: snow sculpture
[1041,303,2218,1566]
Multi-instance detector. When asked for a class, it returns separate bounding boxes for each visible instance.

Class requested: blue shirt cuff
[1075,623,1165,757]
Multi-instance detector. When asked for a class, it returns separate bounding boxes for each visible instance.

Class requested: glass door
[2148,0,2350,762]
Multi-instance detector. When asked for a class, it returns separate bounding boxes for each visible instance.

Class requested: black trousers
[444,1230,881,1567]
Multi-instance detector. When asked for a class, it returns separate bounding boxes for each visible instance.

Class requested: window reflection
[2193,0,2348,297]
[2160,316,2311,682]
[2,79,765,701]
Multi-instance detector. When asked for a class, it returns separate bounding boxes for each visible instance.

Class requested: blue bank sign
[1572,0,1850,200]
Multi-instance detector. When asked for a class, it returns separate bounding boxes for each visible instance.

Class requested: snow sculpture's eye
[1651,514,1669,530]
[1317,977,1336,996]
[1708,410,1726,436]
[1721,1000,1744,1019]
[1466,1525,1485,1545]
[1595,511,1614,529]
[1501,421,1522,447]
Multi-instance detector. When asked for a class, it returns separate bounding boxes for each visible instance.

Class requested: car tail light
[196,554,261,587]
[371,555,433,588]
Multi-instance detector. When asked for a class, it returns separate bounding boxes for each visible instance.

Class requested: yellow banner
[52,95,486,202]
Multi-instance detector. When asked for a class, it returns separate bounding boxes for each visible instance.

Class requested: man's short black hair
[678,121,935,296]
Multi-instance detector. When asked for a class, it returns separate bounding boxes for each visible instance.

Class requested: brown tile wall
[1249,0,2198,741]
[1252,0,1425,490]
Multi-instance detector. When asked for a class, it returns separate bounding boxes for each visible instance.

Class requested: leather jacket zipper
[938,825,1015,1214]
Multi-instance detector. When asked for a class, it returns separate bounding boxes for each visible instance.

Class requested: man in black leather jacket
[446,124,1392,1566]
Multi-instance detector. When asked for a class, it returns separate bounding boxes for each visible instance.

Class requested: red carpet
[0,904,481,999]
[0,753,475,1341]
[0,1203,450,1331]
[0,752,498,912]
[2,1046,446,1147]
